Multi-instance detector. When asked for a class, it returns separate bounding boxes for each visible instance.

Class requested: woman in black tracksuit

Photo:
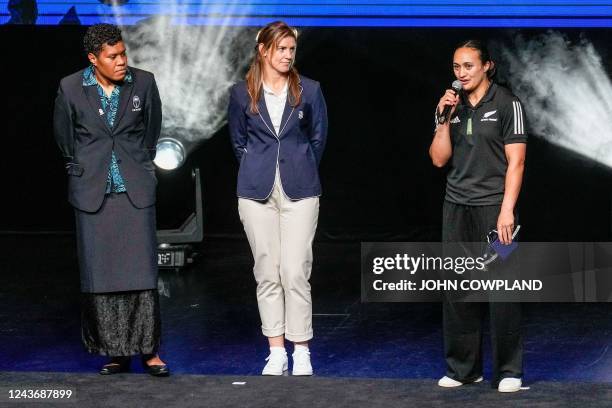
[429,40,527,393]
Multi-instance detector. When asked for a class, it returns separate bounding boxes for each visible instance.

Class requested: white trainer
[261,348,288,376]
[498,377,522,393]
[291,346,313,376]
[438,375,483,388]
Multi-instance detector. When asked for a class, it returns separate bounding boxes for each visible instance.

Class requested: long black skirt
[75,192,158,293]
[75,192,161,356]
[81,289,161,356]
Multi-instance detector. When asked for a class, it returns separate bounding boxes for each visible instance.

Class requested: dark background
[1,26,611,242]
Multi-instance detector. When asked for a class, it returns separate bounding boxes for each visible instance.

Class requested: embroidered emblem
[98,108,104,116]
[298,110,304,119]
[481,109,498,122]
[132,95,142,112]
[484,110,497,118]
[450,116,460,124]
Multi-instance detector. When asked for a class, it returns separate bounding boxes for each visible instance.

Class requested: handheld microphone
[438,80,463,124]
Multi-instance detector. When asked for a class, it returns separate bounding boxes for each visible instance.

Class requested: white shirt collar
[262,80,288,96]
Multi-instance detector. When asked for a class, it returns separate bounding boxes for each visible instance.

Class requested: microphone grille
[452,80,463,92]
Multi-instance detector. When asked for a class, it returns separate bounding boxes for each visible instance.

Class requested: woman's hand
[497,209,515,245]
[436,89,459,123]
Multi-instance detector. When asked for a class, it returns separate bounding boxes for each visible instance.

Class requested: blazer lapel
[83,85,112,134]
[113,81,134,133]
[277,82,302,138]
[257,97,277,138]
[277,102,295,138]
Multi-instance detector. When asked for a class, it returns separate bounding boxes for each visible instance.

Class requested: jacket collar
[82,65,133,87]
[257,77,303,139]
[81,66,135,134]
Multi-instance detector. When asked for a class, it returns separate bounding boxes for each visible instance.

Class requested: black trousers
[442,201,523,387]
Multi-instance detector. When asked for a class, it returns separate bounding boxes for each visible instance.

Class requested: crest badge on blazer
[132,95,142,112]
[298,110,304,119]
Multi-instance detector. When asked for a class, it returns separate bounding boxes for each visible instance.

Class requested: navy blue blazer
[228,76,328,200]
[53,67,162,212]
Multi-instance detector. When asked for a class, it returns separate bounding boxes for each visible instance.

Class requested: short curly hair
[83,23,123,56]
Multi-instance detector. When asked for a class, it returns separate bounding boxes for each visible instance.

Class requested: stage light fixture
[153,136,204,270]
[154,138,186,170]
[155,167,204,270]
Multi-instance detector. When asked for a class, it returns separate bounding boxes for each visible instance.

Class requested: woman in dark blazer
[228,21,328,377]
[53,24,169,376]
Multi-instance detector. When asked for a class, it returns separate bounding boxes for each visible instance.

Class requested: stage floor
[0,235,611,385]
[1,371,611,408]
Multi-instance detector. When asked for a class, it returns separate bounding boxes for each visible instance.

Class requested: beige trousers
[238,172,319,342]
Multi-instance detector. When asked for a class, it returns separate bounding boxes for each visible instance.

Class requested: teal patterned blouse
[82,66,133,194]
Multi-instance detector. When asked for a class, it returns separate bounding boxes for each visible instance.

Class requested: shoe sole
[148,371,171,377]
[262,363,288,376]
[498,384,521,393]
[438,376,483,388]
[291,371,313,376]
[262,371,288,376]
[99,367,130,375]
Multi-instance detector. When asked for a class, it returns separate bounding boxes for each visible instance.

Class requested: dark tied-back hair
[456,39,497,80]
[83,23,123,56]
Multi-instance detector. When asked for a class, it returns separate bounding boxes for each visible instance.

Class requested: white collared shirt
[262,81,288,135]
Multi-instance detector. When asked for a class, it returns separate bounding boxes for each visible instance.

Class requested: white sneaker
[261,348,288,376]
[438,375,483,388]
[291,347,313,376]
[498,377,522,393]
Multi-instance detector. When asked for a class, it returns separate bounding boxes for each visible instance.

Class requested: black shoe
[142,355,170,377]
[99,357,131,375]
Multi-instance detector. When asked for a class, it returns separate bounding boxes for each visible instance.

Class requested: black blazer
[53,67,162,212]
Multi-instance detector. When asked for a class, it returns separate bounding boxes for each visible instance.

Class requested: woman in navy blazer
[228,21,328,376]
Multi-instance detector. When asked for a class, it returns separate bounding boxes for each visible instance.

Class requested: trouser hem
[262,326,286,338]
[285,331,313,342]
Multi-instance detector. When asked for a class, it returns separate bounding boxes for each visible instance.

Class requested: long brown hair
[246,21,301,114]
